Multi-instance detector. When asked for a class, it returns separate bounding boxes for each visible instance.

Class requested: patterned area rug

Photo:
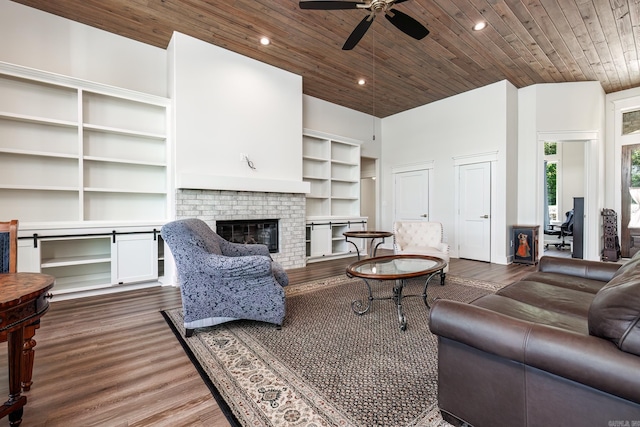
[163,274,504,427]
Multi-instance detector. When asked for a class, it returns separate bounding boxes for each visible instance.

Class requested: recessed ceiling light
[473,21,487,31]
[358,79,366,85]
[260,37,270,46]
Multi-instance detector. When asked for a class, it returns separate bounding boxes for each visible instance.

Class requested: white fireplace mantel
[177,173,311,194]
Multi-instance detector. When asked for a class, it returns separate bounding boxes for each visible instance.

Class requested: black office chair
[544,210,574,250]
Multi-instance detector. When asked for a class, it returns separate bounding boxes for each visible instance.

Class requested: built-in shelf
[18,226,164,296]
[303,129,361,218]
[305,217,367,261]
[0,62,170,224]
[0,111,78,128]
[2,61,170,298]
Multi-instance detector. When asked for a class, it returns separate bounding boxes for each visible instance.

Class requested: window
[621,144,640,257]
[623,110,640,135]
[544,142,559,221]
[627,146,640,228]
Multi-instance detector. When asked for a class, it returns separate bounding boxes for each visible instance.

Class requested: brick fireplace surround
[175,189,307,268]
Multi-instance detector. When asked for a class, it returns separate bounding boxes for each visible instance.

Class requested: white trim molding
[177,173,311,194]
[453,151,498,166]
[391,160,434,174]
[536,130,599,261]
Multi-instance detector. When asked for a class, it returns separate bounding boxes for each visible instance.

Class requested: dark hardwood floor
[0,254,535,426]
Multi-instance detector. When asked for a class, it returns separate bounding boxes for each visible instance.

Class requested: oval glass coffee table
[346,254,447,331]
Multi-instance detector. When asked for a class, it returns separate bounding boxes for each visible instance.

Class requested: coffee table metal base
[351,271,441,331]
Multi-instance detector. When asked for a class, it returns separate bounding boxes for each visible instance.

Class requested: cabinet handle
[480,215,489,219]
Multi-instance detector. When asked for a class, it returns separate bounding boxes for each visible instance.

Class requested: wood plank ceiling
[11,0,640,118]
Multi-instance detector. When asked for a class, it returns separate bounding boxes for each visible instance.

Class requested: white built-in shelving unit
[1,62,171,296]
[303,129,366,261]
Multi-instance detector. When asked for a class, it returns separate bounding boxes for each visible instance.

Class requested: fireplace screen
[216,219,279,253]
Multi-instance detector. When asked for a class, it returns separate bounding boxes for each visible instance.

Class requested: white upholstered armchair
[393,221,450,285]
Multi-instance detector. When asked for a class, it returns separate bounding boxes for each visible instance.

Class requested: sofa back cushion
[610,250,640,279]
[588,265,640,356]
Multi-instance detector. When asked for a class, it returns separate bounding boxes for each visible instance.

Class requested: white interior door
[394,169,429,221]
[458,162,491,261]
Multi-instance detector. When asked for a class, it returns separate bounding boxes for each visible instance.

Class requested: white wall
[303,95,382,158]
[560,141,585,214]
[518,81,605,260]
[0,1,167,96]
[381,80,517,263]
[168,32,306,193]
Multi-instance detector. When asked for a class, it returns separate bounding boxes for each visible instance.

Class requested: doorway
[541,140,586,259]
[458,162,491,262]
[392,164,432,222]
[360,157,377,229]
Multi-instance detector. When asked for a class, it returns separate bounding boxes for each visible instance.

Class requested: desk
[0,273,54,427]
[343,230,393,259]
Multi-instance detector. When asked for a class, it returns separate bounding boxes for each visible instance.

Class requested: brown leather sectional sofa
[429,255,640,427]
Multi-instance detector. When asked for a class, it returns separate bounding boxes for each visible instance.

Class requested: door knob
[420,214,428,218]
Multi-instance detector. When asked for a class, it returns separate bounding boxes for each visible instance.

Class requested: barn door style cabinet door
[305,219,367,261]
[1,62,171,297]
[111,232,160,284]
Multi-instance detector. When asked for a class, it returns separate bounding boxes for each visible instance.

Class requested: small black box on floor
[513,225,539,265]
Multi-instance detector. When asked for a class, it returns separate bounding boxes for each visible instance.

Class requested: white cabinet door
[309,223,331,257]
[17,239,41,273]
[111,233,158,284]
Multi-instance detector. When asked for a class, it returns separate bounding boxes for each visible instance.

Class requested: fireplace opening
[216,219,279,253]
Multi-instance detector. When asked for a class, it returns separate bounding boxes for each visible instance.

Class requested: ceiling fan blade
[299,1,364,10]
[343,14,375,50]
[385,8,429,40]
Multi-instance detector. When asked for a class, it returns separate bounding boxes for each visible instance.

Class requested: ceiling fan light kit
[299,0,429,50]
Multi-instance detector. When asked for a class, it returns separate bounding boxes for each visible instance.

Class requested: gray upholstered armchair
[161,218,289,337]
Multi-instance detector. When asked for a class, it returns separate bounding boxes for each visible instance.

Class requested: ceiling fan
[299,0,429,50]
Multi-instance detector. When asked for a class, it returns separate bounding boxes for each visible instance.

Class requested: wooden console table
[0,273,54,427]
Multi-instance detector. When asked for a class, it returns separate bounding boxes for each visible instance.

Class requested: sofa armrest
[537,256,620,282]
[429,299,532,362]
[429,299,640,404]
